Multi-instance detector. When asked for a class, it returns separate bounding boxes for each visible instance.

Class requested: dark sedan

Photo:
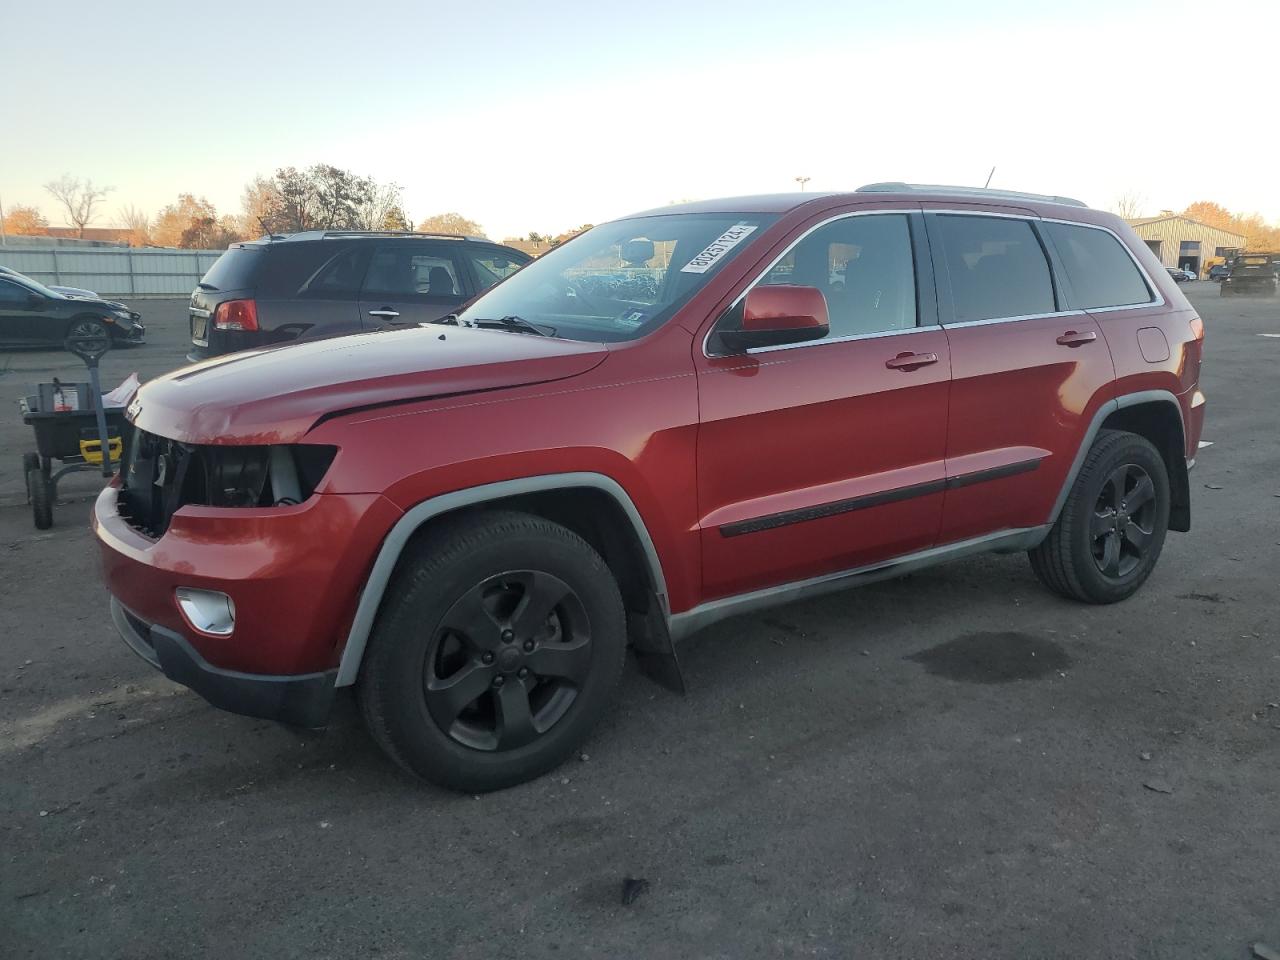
[0,270,144,349]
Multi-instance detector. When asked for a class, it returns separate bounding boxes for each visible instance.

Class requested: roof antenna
[984,166,996,188]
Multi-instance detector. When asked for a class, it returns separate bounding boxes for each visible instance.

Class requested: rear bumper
[110,598,336,727]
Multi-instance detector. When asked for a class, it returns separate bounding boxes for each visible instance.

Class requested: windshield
[456,213,777,342]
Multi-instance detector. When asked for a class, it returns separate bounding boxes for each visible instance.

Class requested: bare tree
[352,180,404,231]
[44,174,113,238]
[117,204,151,246]
[1111,191,1146,220]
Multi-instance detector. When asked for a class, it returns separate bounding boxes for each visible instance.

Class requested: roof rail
[270,230,491,242]
[855,182,1088,208]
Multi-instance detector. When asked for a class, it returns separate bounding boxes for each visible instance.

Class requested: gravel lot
[2,285,1278,959]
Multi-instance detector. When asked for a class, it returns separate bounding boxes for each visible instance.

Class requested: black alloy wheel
[68,318,109,341]
[1089,462,1157,579]
[358,510,627,792]
[425,570,592,751]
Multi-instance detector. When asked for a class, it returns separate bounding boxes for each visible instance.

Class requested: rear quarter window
[199,247,264,291]
[1044,222,1152,310]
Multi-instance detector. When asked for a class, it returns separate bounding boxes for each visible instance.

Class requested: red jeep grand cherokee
[94,184,1206,791]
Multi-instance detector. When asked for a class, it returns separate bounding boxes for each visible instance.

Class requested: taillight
[1189,315,1204,341]
[213,299,258,332]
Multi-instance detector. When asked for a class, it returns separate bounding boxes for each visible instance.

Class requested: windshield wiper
[469,315,555,337]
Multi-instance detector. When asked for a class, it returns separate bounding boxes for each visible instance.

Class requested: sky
[2,0,1277,240]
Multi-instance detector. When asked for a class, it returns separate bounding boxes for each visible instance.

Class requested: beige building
[1125,214,1245,276]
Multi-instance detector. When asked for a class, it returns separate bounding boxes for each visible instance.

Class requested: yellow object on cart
[79,436,122,465]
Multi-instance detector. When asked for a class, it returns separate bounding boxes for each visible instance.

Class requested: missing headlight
[119,431,337,536]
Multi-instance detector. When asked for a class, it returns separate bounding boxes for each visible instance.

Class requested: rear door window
[296,245,371,300]
[1043,222,1152,309]
[934,215,1056,323]
[362,243,470,301]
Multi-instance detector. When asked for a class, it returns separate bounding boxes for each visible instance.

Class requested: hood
[129,326,608,444]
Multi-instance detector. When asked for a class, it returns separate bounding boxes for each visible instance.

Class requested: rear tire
[357,510,627,792]
[1029,430,1169,604]
[28,468,52,529]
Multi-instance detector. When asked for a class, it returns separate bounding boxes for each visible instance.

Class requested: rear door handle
[1056,330,1097,347]
[885,351,939,371]
[368,309,400,319]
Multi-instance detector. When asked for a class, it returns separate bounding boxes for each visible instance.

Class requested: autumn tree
[381,206,411,231]
[117,204,152,246]
[0,203,48,235]
[1181,201,1233,229]
[44,174,113,237]
[151,194,241,248]
[244,165,396,233]
[418,212,484,237]
[240,175,281,236]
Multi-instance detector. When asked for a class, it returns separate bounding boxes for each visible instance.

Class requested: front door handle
[885,351,939,371]
[1056,330,1097,347]
[368,309,400,319]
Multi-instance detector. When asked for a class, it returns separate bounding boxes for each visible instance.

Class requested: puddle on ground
[907,631,1071,684]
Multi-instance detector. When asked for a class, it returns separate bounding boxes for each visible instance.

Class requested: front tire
[357,510,626,792]
[67,317,109,342]
[1029,430,1170,604]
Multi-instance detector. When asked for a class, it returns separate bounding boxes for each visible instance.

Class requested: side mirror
[717,284,829,353]
[28,293,44,308]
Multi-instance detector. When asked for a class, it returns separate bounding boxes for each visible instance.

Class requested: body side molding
[334,472,669,687]
[669,526,1052,642]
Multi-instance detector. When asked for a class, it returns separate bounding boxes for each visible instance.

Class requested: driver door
[694,209,951,599]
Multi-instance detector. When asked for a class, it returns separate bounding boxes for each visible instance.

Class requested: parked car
[187,230,533,361]
[1208,263,1231,281]
[1221,252,1280,296]
[95,184,1206,792]
[0,269,145,348]
[1166,266,1195,282]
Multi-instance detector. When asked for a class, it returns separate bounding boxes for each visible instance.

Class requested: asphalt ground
[1,284,1278,959]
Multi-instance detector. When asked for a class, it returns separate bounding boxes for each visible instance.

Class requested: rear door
[358,241,472,330]
[925,209,1116,543]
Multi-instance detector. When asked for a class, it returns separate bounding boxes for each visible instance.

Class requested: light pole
[794,176,811,191]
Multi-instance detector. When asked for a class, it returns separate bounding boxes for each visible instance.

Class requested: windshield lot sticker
[617,310,647,328]
[680,224,758,274]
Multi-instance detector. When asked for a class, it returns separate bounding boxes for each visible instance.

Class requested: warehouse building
[1125,214,1246,277]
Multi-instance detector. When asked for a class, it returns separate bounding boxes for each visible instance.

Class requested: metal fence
[0,246,224,297]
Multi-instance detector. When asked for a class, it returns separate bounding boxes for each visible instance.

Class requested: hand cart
[18,329,126,529]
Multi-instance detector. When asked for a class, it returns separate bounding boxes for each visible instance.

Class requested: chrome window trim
[743,323,932,355]
[702,207,1166,359]
[926,208,1165,314]
[943,308,1087,330]
[702,209,928,359]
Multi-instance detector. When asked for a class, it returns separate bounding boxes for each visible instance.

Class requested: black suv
[188,231,533,360]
